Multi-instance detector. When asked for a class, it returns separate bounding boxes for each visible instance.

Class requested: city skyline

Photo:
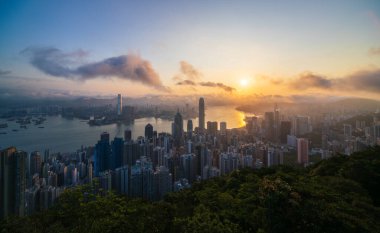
[0,1,379,100]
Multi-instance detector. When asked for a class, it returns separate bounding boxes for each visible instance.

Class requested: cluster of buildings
[2,96,380,219]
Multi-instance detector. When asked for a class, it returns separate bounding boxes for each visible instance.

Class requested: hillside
[1,147,380,233]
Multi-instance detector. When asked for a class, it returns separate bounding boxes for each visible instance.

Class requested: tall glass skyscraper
[199,97,205,133]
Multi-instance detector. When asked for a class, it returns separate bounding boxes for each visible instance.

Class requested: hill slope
[1,147,380,233]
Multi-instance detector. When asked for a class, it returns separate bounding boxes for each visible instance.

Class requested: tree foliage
[1,147,380,233]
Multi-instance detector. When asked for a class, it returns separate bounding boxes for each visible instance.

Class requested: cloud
[290,72,332,90]
[199,82,236,92]
[179,61,202,80]
[344,69,380,93]
[21,46,169,92]
[369,47,380,56]
[174,61,235,92]
[268,69,380,94]
[0,69,11,76]
[176,79,197,86]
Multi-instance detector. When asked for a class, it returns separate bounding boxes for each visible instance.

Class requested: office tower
[173,111,183,147]
[220,122,227,135]
[297,138,309,165]
[199,97,205,133]
[117,94,122,115]
[30,151,42,176]
[124,130,132,141]
[124,140,140,166]
[94,132,111,176]
[344,124,352,140]
[293,116,310,136]
[219,152,239,175]
[280,121,292,144]
[274,104,280,142]
[145,123,154,140]
[266,148,279,167]
[180,154,197,183]
[1,148,27,218]
[187,119,193,139]
[87,162,93,184]
[153,166,172,200]
[115,166,129,194]
[99,170,113,191]
[240,155,253,168]
[207,121,218,135]
[111,137,124,170]
[264,112,275,141]
[43,149,49,163]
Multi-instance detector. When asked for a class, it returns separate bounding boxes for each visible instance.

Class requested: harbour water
[0,106,246,153]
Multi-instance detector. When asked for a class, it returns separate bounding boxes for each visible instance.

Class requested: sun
[239,79,249,87]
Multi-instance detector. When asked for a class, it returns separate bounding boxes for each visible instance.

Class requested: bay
[0,106,245,153]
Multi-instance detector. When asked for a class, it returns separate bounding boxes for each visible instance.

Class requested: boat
[38,126,44,128]
[12,129,18,132]
[0,132,7,135]
[0,123,8,128]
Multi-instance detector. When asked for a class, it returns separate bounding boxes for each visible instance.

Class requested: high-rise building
[117,94,122,116]
[94,132,111,176]
[280,121,291,144]
[30,151,42,177]
[264,112,275,141]
[187,120,193,139]
[220,122,227,135]
[293,116,310,136]
[124,130,132,141]
[207,121,218,136]
[154,166,172,200]
[219,152,239,175]
[111,137,124,170]
[344,124,352,140]
[297,138,309,165]
[1,147,27,218]
[199,97,205,133]
[180,153,197,183]
[173,111,183,147]
[145,123,154,140]
[274,104,280,142]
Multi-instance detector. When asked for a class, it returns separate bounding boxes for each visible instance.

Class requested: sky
[0,0,380,100]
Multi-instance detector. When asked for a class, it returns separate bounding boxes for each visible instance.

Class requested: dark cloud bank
[21,47,169,92]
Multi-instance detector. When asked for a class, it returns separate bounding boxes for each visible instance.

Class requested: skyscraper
[297,138,309,165]
[124,130,132,141]
[207,121,218,136]
[95,132,111,176]
[280,121,291,144]
[111,137,124,170]
[30,151,42,177]
[145,123,154,140]
[274,104,280,142]
[173,111,183,147]
[187,120,193,139]
[220,122,227,135]
[117,94,122,116]
[293,116,310,136]
[1,147,27,218]
[199,97,205,133]
[264,112,275,141]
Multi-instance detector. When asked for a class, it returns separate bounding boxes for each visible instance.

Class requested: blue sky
[0,0,379,98]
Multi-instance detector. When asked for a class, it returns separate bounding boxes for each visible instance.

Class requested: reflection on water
[0,106,246,153]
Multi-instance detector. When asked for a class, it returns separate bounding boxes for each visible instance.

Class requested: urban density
[1,95,380,219]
